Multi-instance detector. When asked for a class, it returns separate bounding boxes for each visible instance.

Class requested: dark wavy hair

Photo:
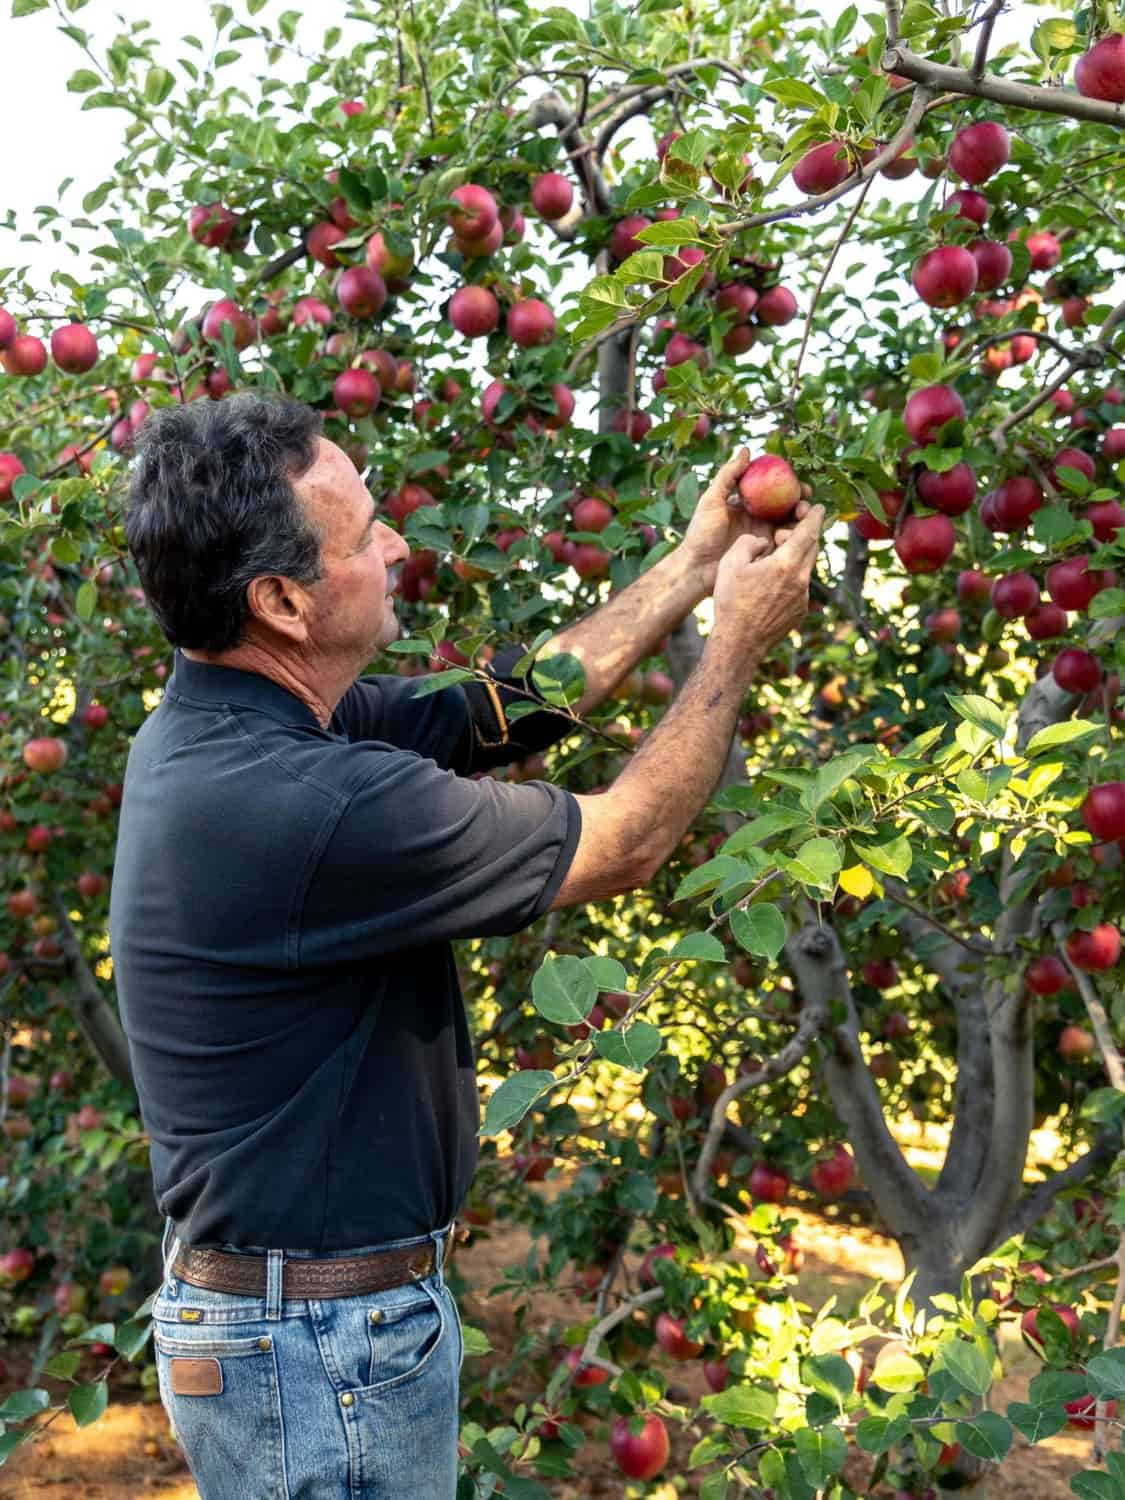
[124,393,326,654]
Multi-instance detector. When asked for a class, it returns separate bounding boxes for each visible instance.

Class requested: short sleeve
[330,674,473,772]
[298,748,581,963]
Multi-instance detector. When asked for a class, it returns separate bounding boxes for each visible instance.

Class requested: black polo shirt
[108,647,580,1252]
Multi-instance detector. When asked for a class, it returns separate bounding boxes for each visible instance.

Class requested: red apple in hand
[738,455,800,518]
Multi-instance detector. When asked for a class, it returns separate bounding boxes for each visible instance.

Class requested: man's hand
[681,447,813,596]
[712,504,825,654]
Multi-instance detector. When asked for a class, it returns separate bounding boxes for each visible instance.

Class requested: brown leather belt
[172,1230,451,1300]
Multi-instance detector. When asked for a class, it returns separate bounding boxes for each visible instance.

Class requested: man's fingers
[704,447,749,507]
[779,505,825,564]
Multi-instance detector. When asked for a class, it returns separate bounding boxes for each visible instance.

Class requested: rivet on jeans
[369,1309,383,1324]
[258,1337,272,1351]
[341,1392,355,1408]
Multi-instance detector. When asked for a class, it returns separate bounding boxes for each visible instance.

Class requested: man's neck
[180,644,338,729]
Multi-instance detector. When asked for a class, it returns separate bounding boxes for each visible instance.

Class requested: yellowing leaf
[839,865,874,899]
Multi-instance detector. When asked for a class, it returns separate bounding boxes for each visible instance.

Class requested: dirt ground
[0,1204,1095,1498]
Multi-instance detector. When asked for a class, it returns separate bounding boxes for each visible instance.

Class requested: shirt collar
[165,649,325,730]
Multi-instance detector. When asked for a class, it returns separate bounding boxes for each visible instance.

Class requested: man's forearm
[535,545,707,717]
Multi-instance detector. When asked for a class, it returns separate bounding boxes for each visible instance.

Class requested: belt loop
[265,1249,284,1320]
[161,1217,182,1297]
[430,1223,451,1290]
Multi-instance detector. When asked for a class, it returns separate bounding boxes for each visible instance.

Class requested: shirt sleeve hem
[529,789,582,920]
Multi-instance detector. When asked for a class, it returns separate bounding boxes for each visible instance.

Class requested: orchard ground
[1,1124,1098,1499]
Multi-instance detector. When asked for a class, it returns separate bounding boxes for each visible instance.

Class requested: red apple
[912,245,978,308]
[571,497,614,533]
[854,488,903,542]
[1082,783,1125,842]
[809,1145,856,1198]
[992,476,1044,531]
[654,1311,704,1360]
[738,455,801,518]
[448,184,499,241]
[1066,924,1122,972]
[925,607,961,642]
[202,299,254,349]
[949,121,1010,183]
[0,307,15,348]
[749,1162,790,1204]
[611,408,652,442]
[703,1358,729,1392]
[1024,955,1071,997]
[2,334,48,376]
[448,286,499,338]
[1076,35,1125,103]
[714,283,759,321]
[948,188,990,225]
[903,384,965,443]
[610,1414,670,1481]
[957,569,991,605]
[1026,231,1061,270]
[189,202,238,247]
[22,737,67,774]
[306,221,344,267]
[1051,446,1096,486]
[292,296,333,329]
[1046,556,1111,611]
[0,1248,34,1285]
[917,462,975,515]
[564,1347,609,1387]
[862,958,898,989]
[969,238,1012,293]
[609,215,652,261]
[1059,1024,1097,1063]
[792,142,852,195]
[333,368,381,418]
[543,383,575,430]
[894,514,956,574]
[755,285,798,325]
[0,452,26,502]
[1052,647,1102,694]
[507,298,556,348]
[336,266,387,320]
[50,323,98,374]
[530,171,573,220]
[1023,604,1066,641]
[571,543,610,580]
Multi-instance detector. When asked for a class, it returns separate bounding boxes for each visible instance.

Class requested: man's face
[292,438,411,664]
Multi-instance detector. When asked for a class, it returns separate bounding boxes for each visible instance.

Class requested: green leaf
[675,856,754,903]
[729,904,786,960]
[585,957,628,992]
[939,1339,993,1396]
[51,535,81,566]
[871,1347,925,1392]
[69,1323,115,1346]
[12,0,49,12]
[43,1352,82,1379]
[947,693,1010,740]
[1025,720,1101,756]
[1086,1348,1125,1400]
[409,669,476,696]
[853,835,912,880]
[76,580,96,621]
[634,220,704,247]
[699,1474,730,1500]
[460,1324,491,1357]
[1007,1401,1068,1444]
[800,1354,856,1405]
[804,749,875,811]
[67,68,102,92]
[784,837,841,890]
[68,1381,109,1427]
[0,1388,50,1420]
[1090,588,1125,620]
[531,954,597,1026]
[1070,1475,1121,1500]
[702,1383,778,1428]
[480,1071,555,1135]
[594,1021,662,1072]
[760,78,827,111]
[144,67,174,104]
[794,1425,847,1487]
[955,1412,1012,1462]
[669,933,727,963]
[722,810,808,853]
[113,1318,153,1361]
[855,1414,911,1454]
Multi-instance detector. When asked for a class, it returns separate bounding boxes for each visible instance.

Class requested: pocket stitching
[362,1282,445,1395]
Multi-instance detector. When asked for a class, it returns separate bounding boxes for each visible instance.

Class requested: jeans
[152,1218,463,1500]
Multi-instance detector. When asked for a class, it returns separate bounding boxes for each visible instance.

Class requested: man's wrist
[671,541,714,608]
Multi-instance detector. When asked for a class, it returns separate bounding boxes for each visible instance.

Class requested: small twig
[886,882,994,958]
[970,0,1005,81]
[789,175,874,403]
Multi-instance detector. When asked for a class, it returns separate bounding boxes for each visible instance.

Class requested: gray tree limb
[883,46,1125,128]
[51,897,135,1091]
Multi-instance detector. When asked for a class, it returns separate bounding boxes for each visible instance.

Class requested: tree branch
[970,0,1006,82]
[883,45,1125,128]
[51,896,135,1090]
[990,297,1125,445]
[1004,1131,1119,1238]
[786,922,932,1240]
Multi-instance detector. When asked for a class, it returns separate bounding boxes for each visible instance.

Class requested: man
[109,392,821,1499]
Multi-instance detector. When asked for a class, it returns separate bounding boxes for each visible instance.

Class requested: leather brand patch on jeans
[170,1357,223,1396]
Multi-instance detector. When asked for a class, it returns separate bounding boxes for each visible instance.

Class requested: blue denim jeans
[152,1219,463,1499]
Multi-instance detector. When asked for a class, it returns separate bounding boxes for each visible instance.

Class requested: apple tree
[1,0,1125,1494]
